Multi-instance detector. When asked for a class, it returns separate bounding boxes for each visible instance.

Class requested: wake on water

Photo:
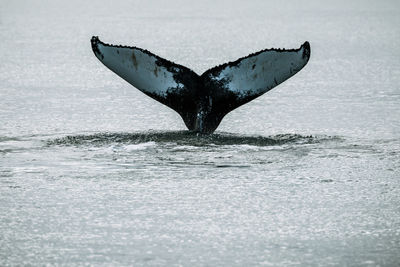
[47,131,342,147]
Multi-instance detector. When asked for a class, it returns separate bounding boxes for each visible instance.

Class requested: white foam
[124,142,156,151]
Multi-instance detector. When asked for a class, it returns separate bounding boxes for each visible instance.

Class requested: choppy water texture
[1,0,400,266]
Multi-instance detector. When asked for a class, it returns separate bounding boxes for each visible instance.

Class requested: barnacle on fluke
[91,36,310,133]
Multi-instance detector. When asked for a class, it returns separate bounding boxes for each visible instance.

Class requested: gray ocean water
[1,0,400,266]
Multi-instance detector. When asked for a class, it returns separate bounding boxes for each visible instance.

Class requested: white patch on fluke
[95,43,178,97]
[212,45,309,98]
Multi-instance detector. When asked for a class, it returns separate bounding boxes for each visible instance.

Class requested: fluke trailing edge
[91,36,310,133]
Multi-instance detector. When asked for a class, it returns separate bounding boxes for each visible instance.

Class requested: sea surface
[1,0,399,266]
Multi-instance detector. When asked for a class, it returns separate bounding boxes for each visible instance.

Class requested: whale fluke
[91,36,310,133]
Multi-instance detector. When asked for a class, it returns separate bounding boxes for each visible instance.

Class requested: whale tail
[91,36,310,133]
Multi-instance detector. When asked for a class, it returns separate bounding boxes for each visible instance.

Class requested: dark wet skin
[91,37,310,133]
